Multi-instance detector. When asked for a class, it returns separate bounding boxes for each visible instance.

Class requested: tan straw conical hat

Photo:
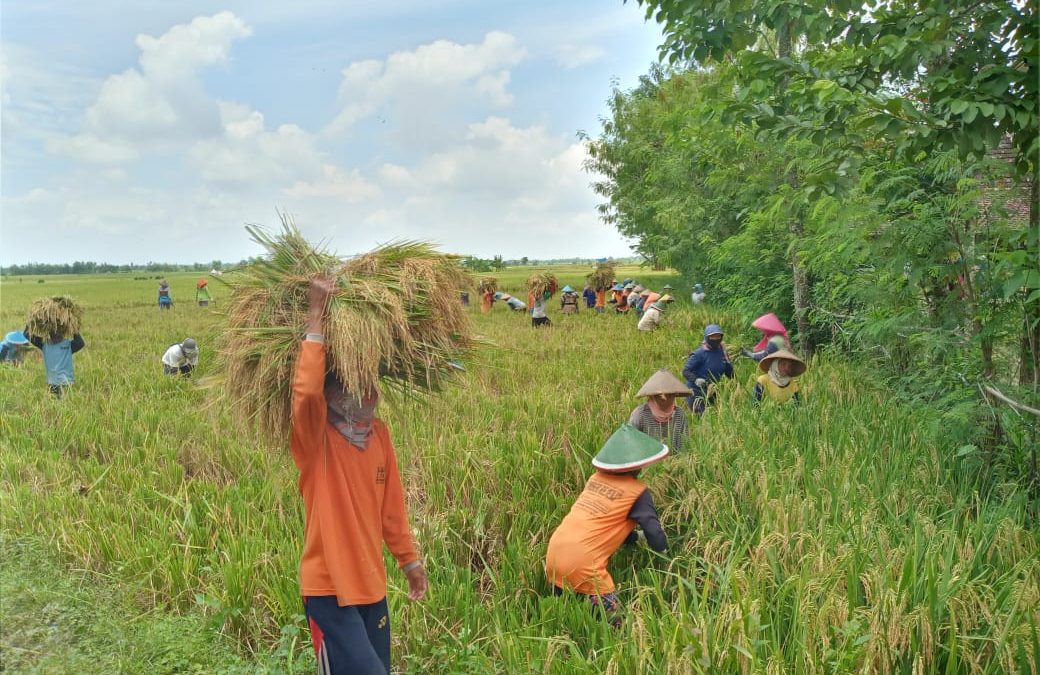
[758,349,807,376]
[636,369,692,397]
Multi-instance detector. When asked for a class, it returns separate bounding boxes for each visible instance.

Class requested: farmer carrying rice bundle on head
[754,349,806,404]
[637,294,673,332]
[158,279,173,310]
[0,331,31,366]
[586,263,615,315]
[478,277,497,314]
[217,218,474,675]
[545,424,669,626]
[24,295,85,399]
[683,324,734,414]
[196,278,212,307]
[527,272,557,328]
[740,313,790,362]
[560,285,580,314]
[629,369,691,452]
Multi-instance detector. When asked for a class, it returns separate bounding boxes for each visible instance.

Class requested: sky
[1,1,665,265]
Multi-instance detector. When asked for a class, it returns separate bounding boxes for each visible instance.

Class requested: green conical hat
[592,424,669,473]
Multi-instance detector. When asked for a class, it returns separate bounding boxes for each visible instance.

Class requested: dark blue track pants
[303,596,390,675]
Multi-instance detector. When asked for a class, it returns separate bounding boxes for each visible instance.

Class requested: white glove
[694,378,707,389]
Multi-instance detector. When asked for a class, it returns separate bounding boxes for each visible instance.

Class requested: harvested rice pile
[586,262,615,290]
[477,277,498,295]
[526,272,559,299]
[25,296,83,339]
[219,216,474,443]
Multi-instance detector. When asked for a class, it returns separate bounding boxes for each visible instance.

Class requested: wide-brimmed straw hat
[592,424,669,473]
[759,348,806,376]
[636,369,691,398]
[662,284,674,291]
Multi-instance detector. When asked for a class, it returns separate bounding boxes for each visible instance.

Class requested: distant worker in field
[459,291,470,307]
[0,331,31,366]
[740,313,790,362]
[293,276,427,675]
[195,279,212,307]
[629,285,645,314]
[682,324,734,414]
[158,279,173,310]
[545,424,669,626]
[495,292,527,312]
[560,285,580,315]
[26,329,85,398]
[594,285,607,314]
[583,284,596,309]
[691,283,706,305]
[481,287,495,314]
[629,369,691,451]
[610,284,628,313]
[162,338,199,377]
[754,349,806,404]
[531,292,552,328]
[637,294,673,332]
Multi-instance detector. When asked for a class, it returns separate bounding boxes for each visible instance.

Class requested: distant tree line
[2,261,229,276]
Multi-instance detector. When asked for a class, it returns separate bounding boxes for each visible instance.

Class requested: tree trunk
[777,23,814,358]
[1021,178,1039,385]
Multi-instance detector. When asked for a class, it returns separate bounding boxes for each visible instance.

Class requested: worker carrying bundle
[24,295,86,398]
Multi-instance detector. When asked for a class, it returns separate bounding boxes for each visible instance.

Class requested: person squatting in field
[629,369,691,452]
[162,338,199,377]
[546,424,669,626]
[754,348,806,404]
[293,276,428,675]
[0,331,31,366]
[25,328,85,398]
[683,324,734,414]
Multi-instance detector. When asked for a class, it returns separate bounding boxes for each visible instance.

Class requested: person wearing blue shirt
[582,284,597,308]
[682,324,734,414]
[0,331,31,366]
[26,329,85,398]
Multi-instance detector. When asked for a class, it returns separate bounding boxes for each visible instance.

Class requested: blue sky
[1,1,664,264]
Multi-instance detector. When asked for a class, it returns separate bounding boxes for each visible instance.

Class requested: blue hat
[704,324,724,339]
[562,285,574,293]
[4,331,29,345]
[494,292,504,299]
[693,283,703,292]
[612,283,624,291]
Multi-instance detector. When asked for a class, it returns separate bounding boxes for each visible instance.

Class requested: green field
[2,268,1038,673]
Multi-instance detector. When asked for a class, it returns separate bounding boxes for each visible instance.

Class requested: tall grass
[1,268,1037,673]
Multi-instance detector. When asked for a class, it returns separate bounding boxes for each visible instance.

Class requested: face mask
[707,337,723,347]
[326,389,379,449]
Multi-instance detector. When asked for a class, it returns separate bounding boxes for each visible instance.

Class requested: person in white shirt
[637,295,673,331]
[162,338,199,377]
[691,283,706,304]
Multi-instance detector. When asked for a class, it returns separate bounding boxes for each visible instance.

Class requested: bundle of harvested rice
[25,296,83,339]
[586,262,615,290]
[477,277,498,295]
[526,272,559,298]
[219,216,474,443]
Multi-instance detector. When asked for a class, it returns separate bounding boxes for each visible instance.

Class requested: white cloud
[49,12,252,161]
[554,44,607,68]
[325,31,526,136]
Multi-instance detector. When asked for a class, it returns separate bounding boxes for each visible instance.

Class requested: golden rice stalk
[526,272,558,298]
[218,214,474,445]
[586,262,615,290]
[25,296,83,339]
[477,277,498,294]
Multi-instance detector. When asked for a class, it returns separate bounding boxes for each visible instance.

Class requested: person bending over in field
[495,291,527,312]
[293,276,428,675]
[753,348,806,404]
[629,369,691,452]
[26,328,85,398]
[545,424,669,627]
[637,294,674,332]
[682,324,734,414]
[162,338,199,377]
[0,330,31,366]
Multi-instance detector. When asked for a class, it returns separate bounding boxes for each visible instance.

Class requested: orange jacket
[595,289,606,308]
[291,340,419,605]
[545,472,646,595]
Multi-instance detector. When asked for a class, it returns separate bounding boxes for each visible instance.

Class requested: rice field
[1,267,1038,674]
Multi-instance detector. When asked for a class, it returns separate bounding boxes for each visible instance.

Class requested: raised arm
[289,277,335,469]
